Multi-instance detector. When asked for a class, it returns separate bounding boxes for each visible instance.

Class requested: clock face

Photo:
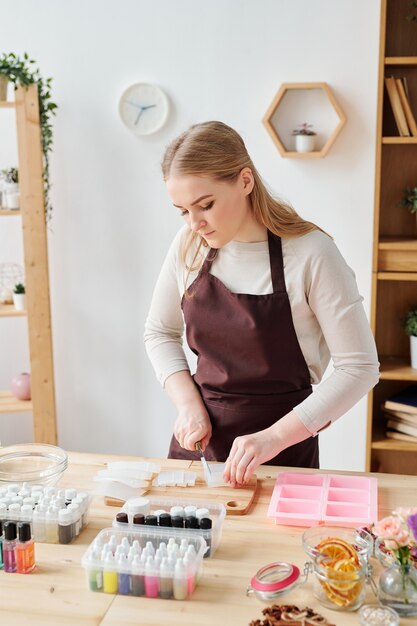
[119,83,170,136]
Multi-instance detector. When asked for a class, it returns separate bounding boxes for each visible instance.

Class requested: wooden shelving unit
[366,0,417,475]
[0,84,57,444]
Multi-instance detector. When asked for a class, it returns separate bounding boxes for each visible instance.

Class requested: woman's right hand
[173,403,212,451]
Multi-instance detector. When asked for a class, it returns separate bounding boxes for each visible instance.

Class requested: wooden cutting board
[104,460,258,515]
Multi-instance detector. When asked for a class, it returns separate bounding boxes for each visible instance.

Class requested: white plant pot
[13,293,26,311]
[411,336,417,369]
[5,183,20,210]
[294,134,316,153]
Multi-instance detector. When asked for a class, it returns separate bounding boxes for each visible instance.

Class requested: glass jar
[378,562,417,617]
[312,553,366,611]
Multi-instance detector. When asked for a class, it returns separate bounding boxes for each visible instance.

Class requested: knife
[195,441,211,476]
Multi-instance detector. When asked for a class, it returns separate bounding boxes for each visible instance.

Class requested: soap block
[152,471,197,487]
[203,462,228,487]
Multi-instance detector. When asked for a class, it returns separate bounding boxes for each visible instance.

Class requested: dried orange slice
[315,537,359,564]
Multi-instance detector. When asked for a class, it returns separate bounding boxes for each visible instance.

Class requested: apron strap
[268,230,287,293]
[201,247,218,274]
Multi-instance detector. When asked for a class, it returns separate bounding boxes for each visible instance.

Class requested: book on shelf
[386,419,417,439]
[384,385,417,415]
[395,77,417,137]
[383,407,417,424]
[384,76,410,136]
[386,430,417,443]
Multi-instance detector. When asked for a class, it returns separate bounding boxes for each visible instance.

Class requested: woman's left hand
[223,427,281,486]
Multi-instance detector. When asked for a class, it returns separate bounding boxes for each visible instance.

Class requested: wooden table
[0,452,415,625]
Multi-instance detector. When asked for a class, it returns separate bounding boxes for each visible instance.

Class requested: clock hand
[125,100,143,109]
[134,108,145,125]
[142,104,157,110]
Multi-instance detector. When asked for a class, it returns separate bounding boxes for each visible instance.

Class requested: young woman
[144,121,379,486]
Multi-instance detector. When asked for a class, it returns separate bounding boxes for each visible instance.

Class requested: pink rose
[374,515,410,550]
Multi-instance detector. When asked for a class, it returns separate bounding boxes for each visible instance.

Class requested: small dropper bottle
[3,521,17,573]
[16,522,35,573]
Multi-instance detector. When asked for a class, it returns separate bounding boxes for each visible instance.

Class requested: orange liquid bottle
[16,522,35,574]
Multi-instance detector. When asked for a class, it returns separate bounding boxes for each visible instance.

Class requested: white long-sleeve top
[144,226,379,435]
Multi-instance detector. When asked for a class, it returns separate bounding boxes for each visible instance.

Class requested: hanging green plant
[0,52,58,222]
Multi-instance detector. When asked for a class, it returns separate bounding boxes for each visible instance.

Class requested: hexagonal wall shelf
[262,82,346,158]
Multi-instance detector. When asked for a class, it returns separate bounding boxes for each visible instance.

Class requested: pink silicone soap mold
[267,472,378,527]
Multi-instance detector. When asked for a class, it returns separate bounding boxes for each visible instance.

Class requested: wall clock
[119,83,170,136]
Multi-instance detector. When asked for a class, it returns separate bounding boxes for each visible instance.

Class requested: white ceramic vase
[13,293,26,311]
[294,134,316,153]
[411,336,417,369]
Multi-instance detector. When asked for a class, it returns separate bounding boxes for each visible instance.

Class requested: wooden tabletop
[0,451,415,626]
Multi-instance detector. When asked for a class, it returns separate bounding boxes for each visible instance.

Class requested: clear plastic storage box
[82,527,207,600]
[0,483,90,543]
[112,496,226,557]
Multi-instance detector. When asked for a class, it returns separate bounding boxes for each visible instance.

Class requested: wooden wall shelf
[0,210,21,216]
[385,57,417,65]
[379,357,417,380]
[262,82,346,158]
[0,304,26,317]
[382,137,417,143]
[0,391,32,414]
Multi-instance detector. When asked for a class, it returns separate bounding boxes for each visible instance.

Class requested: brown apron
[168,230,319,468]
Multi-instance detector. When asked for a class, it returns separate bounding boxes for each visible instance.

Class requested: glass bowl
[0,443,68,487]
[302,525,374,563]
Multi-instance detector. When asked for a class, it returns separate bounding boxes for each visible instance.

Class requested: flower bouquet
[373,507,417,615]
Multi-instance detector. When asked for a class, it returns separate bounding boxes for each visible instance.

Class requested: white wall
[0,0,381,471]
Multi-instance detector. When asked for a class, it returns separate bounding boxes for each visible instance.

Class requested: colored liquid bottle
[131,554,145,596]
[103,553,118,593]
[173,558,188,600]
[3,521,17,573]
[159,557,173,599]
[144,556,159,598]
[117,554,130,595]
[16,522,35,573]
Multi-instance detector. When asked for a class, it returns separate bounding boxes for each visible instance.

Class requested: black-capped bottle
[199,517,212,557]
[16,522,35,573]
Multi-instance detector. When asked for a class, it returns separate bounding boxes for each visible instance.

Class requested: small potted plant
[292,123,317,153]
[13,282,26,311]
[399,186,417,227]
[2,167,19,210]
[404,305,417,368]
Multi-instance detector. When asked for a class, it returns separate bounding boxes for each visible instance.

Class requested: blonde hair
[161,121,329,287]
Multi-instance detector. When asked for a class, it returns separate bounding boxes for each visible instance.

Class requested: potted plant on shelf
[398,186,417,228]
[12,283,26,311]
[2,167,19,210]
[403,305,417,369]
[292,123,317,153]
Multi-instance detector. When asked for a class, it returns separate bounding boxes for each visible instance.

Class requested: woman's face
[166,168,262,247]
